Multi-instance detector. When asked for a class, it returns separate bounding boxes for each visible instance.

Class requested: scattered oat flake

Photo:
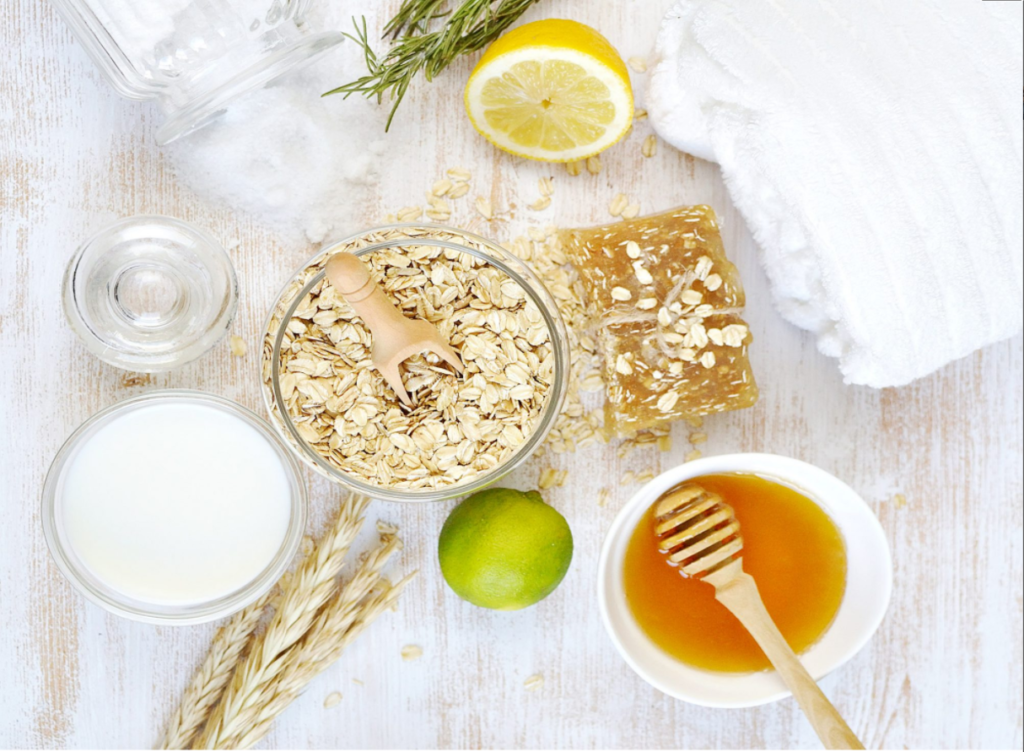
[401,645,423,661]
[635,109,648,121]
[229,335,247,357]
[324,692,342,708]
[539,177,554,197]
[658,435,672,452]
[447,167,471,181]
[529,197,552,211]
[621,203,641,220]
[642,135,658,158]
[524,674,544,691]
[432,179,452,196]
[620,470,635,485]
[628,56,648,73]
[685,449,703,462]
[636,469,655,484]
[597,488,611,507]
[447,182,470,199]
[538,468,559,490]
[580,371,605,392]
[586,155,603,175]
[352,678,364,686]
[397,206,423,221]
[564,161,582,176]
[609,193,628,217]
[894,493,908,508]
[689,432,708,445]
[475,197,493,219]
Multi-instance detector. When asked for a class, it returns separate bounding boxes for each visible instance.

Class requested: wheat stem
[207,534,412,749]
[157,589,274,749]
[226,571,414,750]
[195,494,369,749]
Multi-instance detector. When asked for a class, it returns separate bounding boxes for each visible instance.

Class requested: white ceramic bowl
[597,453,892,708]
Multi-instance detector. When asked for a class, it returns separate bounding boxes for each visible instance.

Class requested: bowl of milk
[41,390,307,624]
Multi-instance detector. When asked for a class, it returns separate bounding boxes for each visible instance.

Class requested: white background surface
[1,0,1022,748]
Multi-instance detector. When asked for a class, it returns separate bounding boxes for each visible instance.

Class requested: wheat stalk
[204,535,413,750]
[158,589,275,749]
[195,493,369,748]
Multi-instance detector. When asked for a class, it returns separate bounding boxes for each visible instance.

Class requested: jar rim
[261,224,571,503]
[41,390,308,625]
[61,215,239,373]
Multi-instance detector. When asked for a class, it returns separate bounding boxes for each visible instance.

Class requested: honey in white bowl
[623,473,847,673]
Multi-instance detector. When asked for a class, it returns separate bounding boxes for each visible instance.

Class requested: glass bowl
[41,390,307,625]
[261,224,570,503]
[62,215,238,372]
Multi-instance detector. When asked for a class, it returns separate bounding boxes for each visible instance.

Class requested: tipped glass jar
[50,0,343,144]
[261,225,570,503]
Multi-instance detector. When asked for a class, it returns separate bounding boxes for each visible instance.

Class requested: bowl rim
[597,452,893,708]
[260,223,570,503]
[41,389,308,626]
[61,214,239,373]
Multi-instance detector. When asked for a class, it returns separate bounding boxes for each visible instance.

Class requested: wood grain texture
[2,0,1022,748]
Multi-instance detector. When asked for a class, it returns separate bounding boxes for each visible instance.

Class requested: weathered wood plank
[1,0,1021,748]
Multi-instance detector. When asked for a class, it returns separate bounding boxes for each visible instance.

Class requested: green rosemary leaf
[324,0,543,131]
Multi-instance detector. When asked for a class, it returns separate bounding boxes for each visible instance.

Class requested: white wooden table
[2,1,1022,748]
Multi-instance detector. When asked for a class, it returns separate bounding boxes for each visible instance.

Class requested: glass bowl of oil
[597,453,892,708]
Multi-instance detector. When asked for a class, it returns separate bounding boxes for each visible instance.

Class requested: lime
[438,488,573,610]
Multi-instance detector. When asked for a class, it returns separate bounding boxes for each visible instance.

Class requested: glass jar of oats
[261,225,570,502]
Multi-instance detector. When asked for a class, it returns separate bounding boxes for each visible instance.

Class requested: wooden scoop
[654,483,864,751]
[324,253,464,406]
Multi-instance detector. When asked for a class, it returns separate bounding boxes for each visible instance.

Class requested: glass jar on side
[49,0,343,144]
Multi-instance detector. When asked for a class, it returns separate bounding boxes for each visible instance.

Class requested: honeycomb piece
[561,206,758,434]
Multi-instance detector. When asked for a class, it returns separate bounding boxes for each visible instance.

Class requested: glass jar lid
[62,215,238,372]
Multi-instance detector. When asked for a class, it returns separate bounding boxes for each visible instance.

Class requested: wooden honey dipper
[325,252,464,406]
[654,483,864,750]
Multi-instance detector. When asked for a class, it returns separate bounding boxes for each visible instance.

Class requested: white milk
[62,402,292,606]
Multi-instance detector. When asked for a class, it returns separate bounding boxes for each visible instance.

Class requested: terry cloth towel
[647,0,1023,388]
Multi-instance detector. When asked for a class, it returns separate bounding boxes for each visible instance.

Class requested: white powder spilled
[167,4,389,247]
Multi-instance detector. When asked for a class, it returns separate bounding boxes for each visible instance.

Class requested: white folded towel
[647,0,1023,387]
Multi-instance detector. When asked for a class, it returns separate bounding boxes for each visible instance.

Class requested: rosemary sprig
[325,0,542,130]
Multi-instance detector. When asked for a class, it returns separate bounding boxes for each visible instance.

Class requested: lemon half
[465,20,634,163]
